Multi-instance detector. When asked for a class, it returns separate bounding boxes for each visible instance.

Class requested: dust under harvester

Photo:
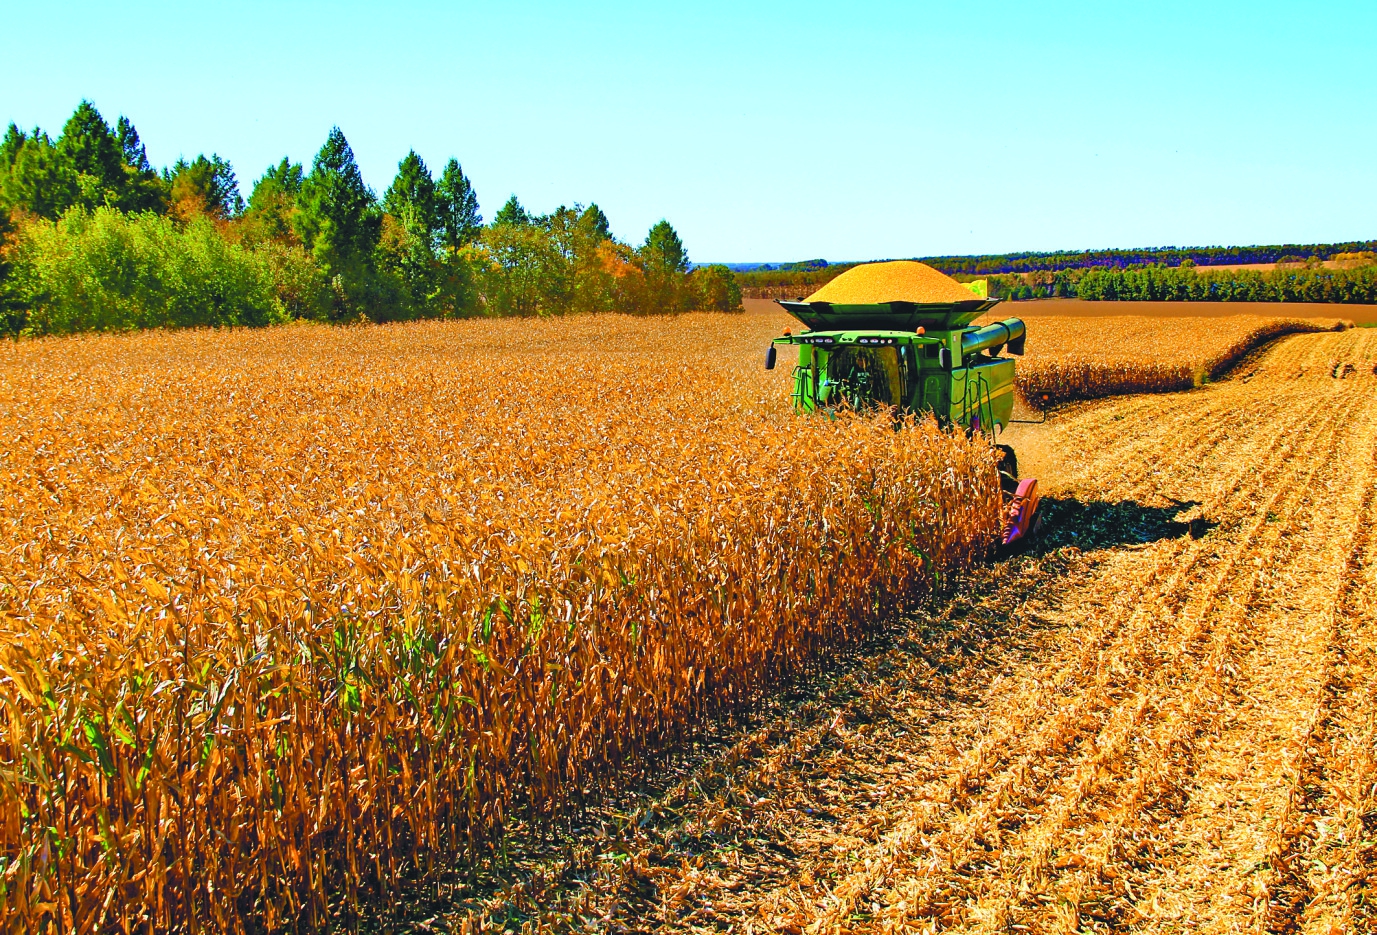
[764,261,1040,547]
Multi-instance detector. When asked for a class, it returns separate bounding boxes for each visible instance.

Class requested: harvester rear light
[857,337,895,346]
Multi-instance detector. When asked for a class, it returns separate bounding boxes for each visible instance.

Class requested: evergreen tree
[242,158,304,243]
[492,194,530,227]
[116,117,151,173]
[249,157,304,209]
[0,125,27,171]
[114,116,166,212]
[378,151,441,317]
[383,150,437,234]
[1,132,79,218]
[435,159,481,249]
[579,203,611,241]
[640,220,690,312]
[165,155,243,219]
[56,101,124,196]
[641,219,688,274]
[295,127,382,317]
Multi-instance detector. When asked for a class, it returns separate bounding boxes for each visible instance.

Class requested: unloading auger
[764,287,1041,548]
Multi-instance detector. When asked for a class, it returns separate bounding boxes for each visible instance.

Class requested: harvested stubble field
[3,305,1376,933]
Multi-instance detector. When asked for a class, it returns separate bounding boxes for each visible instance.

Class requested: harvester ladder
[966,372,995,437]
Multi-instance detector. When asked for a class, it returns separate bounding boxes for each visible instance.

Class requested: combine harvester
[764,261,1041,547]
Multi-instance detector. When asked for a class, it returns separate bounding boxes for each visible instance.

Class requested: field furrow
[1289,440,1377,935]
[865,366,1365,933]
[1033,390,1369,933]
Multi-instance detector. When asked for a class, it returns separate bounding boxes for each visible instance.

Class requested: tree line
[923,242,1377,276]
[983,262,1377,304]
[0,101,741,336]
[734,243,1377,298]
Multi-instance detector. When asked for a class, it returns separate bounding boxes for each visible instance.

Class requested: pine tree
[642,220,688,274]
[242,158,304,243]
[57,102,123,188]
[295,128,382,318]
[165,155,243,219]
[436,159,481,249]
[296,129,378,257]
[640,220,691,312]
[1,131,78,218]
[115,117,151,173]
[579,203,612,241]
[492,194,530,228]
[384,150,437,235]
[249,157,304,210]
[114,116,167,212]
[0,124,27,171]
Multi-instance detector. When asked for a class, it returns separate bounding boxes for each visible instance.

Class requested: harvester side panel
[952,358,1016,434]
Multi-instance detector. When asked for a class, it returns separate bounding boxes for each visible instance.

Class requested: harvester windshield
[824,345,904,409]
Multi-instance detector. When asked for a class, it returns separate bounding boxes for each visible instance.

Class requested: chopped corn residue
[807,261,982,305]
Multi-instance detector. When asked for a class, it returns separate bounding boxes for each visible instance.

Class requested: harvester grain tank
[764,261,1040,547]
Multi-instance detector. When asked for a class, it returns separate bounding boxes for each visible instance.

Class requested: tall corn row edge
[1015,319,1347,409]
[0,414,1001,932]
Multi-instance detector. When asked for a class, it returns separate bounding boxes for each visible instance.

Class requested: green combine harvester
[764,275,1041,547]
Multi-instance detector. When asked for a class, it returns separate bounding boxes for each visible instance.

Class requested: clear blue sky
[3,1,1373,262]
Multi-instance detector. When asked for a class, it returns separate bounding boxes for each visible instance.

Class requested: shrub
[12,207,301,335]
[691,264,744,312]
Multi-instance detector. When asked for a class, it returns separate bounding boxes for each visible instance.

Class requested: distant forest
[924,242,1377,275]
[0,101,741,336]
[737,243,1377,304]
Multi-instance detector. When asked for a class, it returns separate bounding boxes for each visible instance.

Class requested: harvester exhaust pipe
[961,318,1026,358]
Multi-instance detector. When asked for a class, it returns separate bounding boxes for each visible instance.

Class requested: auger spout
[961,318,1026,358]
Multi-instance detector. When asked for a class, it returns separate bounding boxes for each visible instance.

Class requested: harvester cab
[764,270,1040,548]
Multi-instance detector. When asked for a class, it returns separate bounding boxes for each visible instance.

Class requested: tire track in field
[1011,388,1370,935]
[1110,333,1377,935]
[754,335,1343,930]
[952,391,1364,933]
[804,333,1377,930]
[1029,334,1371,930]
[846,371,1363,933]
[1284,438,1377,935]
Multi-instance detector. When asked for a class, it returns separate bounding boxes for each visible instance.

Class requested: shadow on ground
[1016,496,1217,557]
[352,498,1214,932]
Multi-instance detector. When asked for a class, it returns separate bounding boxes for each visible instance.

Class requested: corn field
[0,312,1000,932]
[426,323,1377,935]
[1000,314,1346,407]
